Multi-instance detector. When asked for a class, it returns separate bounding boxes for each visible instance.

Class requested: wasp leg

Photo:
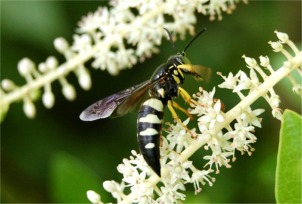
[178,87,202,107]
[178,87,192,103]
[172,101,193,120]
[167,100,197,138]
[179,87,225,112]
[160,134,163,147]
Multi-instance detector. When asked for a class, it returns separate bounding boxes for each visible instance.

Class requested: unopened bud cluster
[0,0,246,122]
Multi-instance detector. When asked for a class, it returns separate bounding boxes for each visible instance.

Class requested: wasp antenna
[164,28,178,53]
[182,28,207,55]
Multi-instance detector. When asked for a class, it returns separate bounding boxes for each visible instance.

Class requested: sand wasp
[80,28,211,176]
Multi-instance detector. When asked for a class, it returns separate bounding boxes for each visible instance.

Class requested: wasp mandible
[80,28,212,177]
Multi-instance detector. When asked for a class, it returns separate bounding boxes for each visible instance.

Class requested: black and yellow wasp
[79,28,212,177]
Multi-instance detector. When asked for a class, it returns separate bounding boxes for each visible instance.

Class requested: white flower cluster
[190,88,263,169]
[77,0,246,75]
[85,89,258,204]
[219,31,302,120]
[87,31,301,204]
[86,87,262,203]
[0,0,246,122]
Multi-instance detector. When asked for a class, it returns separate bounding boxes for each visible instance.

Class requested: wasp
[79,28,212,177]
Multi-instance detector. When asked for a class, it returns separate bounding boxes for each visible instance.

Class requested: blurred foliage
[275,110,302,203]
[49,152,102,203]
[1,1,301,203]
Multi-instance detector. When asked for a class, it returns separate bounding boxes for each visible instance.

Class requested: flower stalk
[0,0,246,122]
[88,31,301,204]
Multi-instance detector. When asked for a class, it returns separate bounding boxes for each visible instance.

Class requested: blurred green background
[1,1,301,203]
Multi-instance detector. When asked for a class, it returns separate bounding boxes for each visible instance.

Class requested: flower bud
[87,190,101,204]
[78,67,91,90]
[103,181,116,193]
[269,41,283,52]
[18,58,35,77]
[46,56,58,70]
[242,55,257,68]
[275,31,289,43]
[54,37,69,53]
[62,84,76,101]
[38,62,48,73]
[1,79,16,91]
[42,91,55,109]
[23,99,36,118]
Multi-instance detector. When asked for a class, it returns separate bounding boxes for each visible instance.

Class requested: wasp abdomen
[137,98,164,176]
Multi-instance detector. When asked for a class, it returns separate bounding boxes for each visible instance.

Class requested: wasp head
[167,53,191,66]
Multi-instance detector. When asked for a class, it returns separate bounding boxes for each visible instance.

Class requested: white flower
[167,151,192,183]
[240,107,264,128]
[270,41,283,52]
[226,122,257,154]
[190,87,216,113]
[203,148,232,172]
[217,72,238,89]
[157,183,186,203]
[191,170,213,194]
[71,34,92,53]
[103,180,124,201]
[166,118,193,153]
[259,55,270,67]
[136,40,159,61]
[233,71,252,92]
[115,48,137,69]
[130,182,154,203]
[78,8,105,33]
[231,68,260,93]
[198,98,224,131]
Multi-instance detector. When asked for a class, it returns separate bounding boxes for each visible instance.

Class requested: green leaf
[49,151,101,203]
[275,109,302,203]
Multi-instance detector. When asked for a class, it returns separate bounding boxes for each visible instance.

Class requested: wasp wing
[113,76,170,117]
[191,64,212,83]
[79,80,151,121]
[178,64,212,83]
